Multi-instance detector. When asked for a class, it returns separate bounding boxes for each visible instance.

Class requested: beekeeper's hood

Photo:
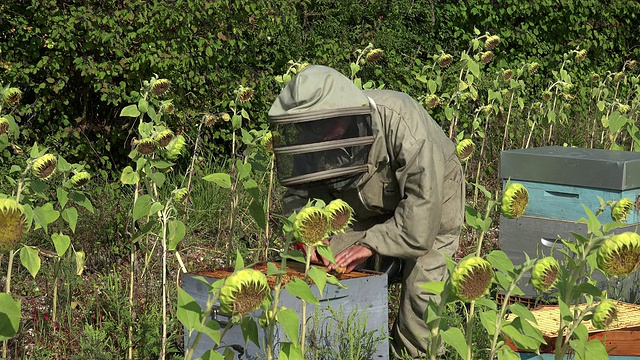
[267,65,374,189]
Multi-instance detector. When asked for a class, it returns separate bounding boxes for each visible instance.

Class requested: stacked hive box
[499,146,640,301]
[182,262,389,359]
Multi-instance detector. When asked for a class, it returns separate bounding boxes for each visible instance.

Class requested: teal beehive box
[499,146,640,222]
[499,146,640,301]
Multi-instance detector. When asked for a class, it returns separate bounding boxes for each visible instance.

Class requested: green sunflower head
[575,49,587,62]
[614,72,625,83]
[218,268,269,317]
[503,69,514,82]
[0,198,27,254]
[3,87,22,105]
[451,256,494,302]
[135,138,158,156]
[592,299,618,330]
[32,154,57,180]
[366,48,384,63]
[260,131,279,153]
[528,62,540,75]
[174,187,189,204]
[456,139,475,162]
[202,113,217,127]
[596,232,640,277]
[237,86,254,103]
[531,257,560,293]
[70,171,91,188]
[294,206,330,247]
[484,35,500,50]
[501,182,529,219]
[0,116,9,135]
[425,94,440,109]
[154,129,175,148]
[480,51,494,64]
[611,198,635,223]
[628,60,637,70]
[437,53,454,68]
[591,73,601,82]
[163,134,186,160]
[151,79,170,96]
[325,199,355,233]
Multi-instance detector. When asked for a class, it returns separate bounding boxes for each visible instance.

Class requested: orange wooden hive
[505,300,640,357]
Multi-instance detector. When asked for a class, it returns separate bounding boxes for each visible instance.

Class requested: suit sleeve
[359,107,448,259]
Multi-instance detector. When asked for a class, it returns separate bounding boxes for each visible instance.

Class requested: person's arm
[359,106,448,259]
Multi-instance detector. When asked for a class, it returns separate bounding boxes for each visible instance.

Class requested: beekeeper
[267,65,465,358]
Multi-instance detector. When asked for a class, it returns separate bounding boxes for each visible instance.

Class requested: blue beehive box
[182,262,389,359]
[499,146,640,301]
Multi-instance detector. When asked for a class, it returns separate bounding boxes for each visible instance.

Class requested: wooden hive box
[505,300,640,359]
[499,146,640,301]
[182,262,389,359]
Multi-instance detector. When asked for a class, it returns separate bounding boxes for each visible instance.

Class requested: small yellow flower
[611,198,634,222]
[452,256,494,302]
[70,171,91,188]
[0,116,9,135]
[484,35,500,50]
[592,299,618,330]
[628,60,637,70]
[531,257,560,292]
[528,62,540,75]
[325,199,355,233]
[154,129,175,148]
[596,232,640,277]
[3,87,22,104]
[32,154,57,180]
[219,268,269,317]
[164,134,186,160]
[437,54,454,68]
[575,49,587,62]
[174,188,189,204]
[135,138,158,155]
[0,198,27,254]
[294,206,330,246]
[237,86,254,103]
[151,79,170,96]
[456,139,475,162]
[480,51,494,64]
[503,69,514,82]
[501,182,529,219]
[220,113,231,122]
[366,48,384,63]
[483,104,494,116]
[425,94,440,109]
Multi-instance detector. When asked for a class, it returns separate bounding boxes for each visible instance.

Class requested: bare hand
[331,245,374,273]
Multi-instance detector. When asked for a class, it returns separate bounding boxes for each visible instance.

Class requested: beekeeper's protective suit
[268,65,464,358]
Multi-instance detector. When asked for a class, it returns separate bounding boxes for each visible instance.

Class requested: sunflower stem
[465,300,476,360]
[300,248,313,356]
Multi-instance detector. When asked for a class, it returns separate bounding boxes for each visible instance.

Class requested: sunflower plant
[0,84,92,358]
[119,75,191,360]
[420,181,546,360]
